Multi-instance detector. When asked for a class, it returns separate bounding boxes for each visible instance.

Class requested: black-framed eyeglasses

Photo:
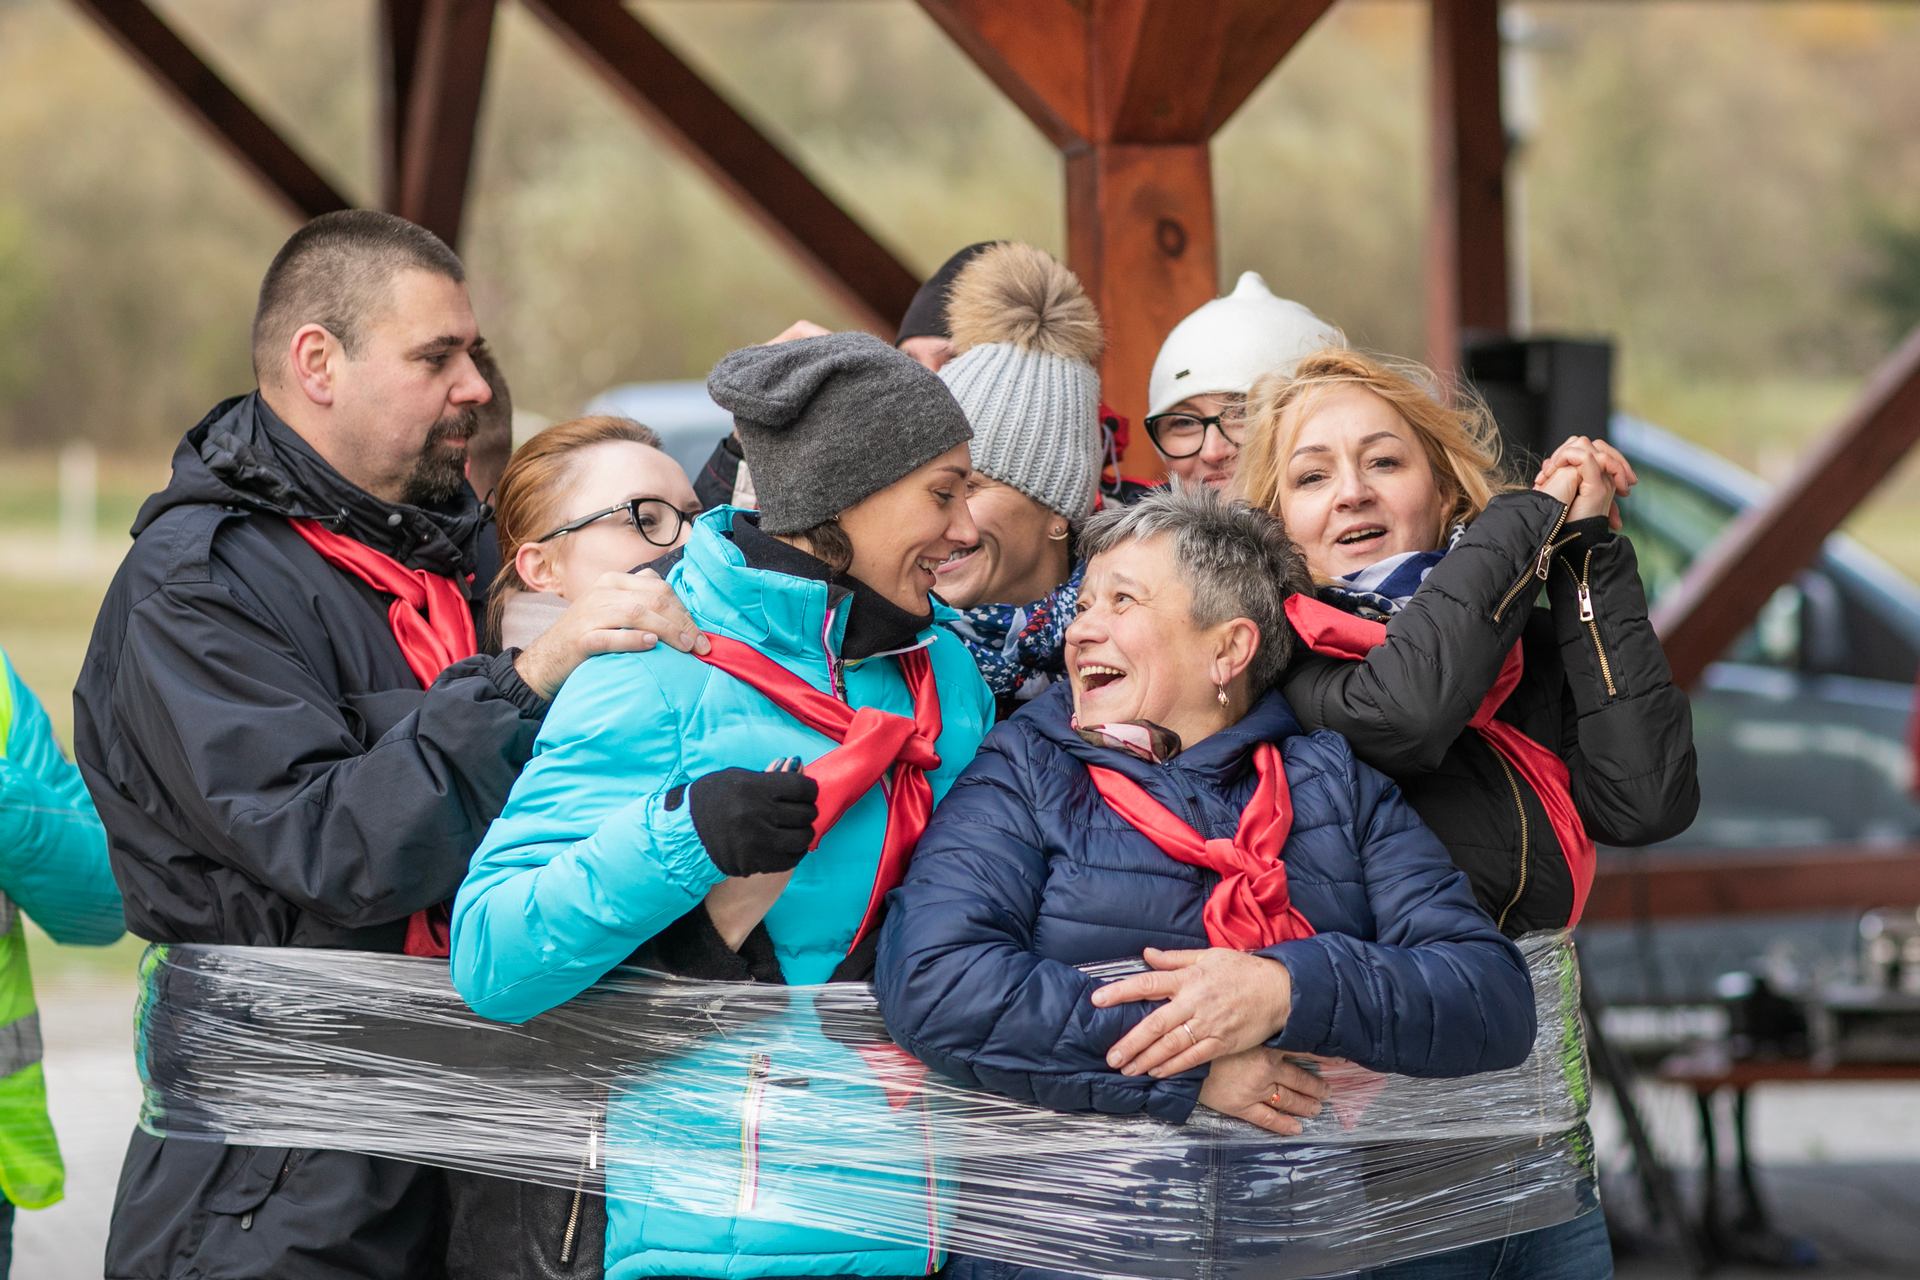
[1143,408,1249,459]
[535,497,695,548]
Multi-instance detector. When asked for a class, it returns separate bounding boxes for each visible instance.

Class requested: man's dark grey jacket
[77,391,546,1280]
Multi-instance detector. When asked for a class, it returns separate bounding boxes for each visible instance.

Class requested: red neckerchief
[289,518,476,957]
[1285,594,1597,924]
[695,633,942,953]
[1084,743,1315,950]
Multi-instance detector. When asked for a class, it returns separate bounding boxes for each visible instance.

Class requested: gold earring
[1047,525,1069,542]
[1216,683,1229,708]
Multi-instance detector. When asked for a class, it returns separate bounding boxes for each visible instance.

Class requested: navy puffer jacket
[876,682,1534,1123]
[876,684,1535,1279]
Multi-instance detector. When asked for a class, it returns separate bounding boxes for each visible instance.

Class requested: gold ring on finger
[1182,1022,1198,1048]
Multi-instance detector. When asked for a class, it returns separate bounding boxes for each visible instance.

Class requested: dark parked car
[1581,415,1920,1006]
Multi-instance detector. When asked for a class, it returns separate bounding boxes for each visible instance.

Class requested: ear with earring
[1216,683,1229,708]
[1047,524,1069,542]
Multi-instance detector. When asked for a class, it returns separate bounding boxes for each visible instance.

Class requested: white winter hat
[1147,272,1343,418]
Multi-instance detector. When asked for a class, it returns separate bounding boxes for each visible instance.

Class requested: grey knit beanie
[706,332,973,535]
[939,244,1104,522]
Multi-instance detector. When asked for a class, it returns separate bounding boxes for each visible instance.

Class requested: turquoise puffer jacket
[452,508,993,1280]
[0,648,122,946]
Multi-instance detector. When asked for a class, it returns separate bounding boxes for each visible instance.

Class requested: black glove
[686,767,819,877]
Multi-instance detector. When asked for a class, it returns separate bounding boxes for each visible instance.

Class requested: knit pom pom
[945,243,1103,364]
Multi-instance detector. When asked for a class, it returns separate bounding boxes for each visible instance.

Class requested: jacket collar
[133,392,484,579]
[671,508,947,671]
[1022,680,1304,791]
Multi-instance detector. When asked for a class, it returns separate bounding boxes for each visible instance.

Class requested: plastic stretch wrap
[136,933,1597,1278]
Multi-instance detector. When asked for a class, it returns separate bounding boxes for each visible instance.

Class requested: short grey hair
[1077,484,1311,693]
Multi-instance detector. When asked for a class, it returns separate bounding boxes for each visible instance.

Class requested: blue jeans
[0,1194,13,1279]
[1365,1209,1612,1280]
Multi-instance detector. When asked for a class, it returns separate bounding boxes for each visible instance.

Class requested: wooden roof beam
[915,0,1092,148]
[919,0,1334,147]
[521,0,919,333]
[1583,843,1920,923]
[67,0,351,222]
[1094,0,1338,143]
[1652,324,1920,688]
[395,0,496,249]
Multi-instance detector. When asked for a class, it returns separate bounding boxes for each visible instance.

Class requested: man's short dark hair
[251,209,466,383]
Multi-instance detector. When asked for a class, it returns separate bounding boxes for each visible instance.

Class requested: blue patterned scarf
[949,561,1085,703]
[1317,525,1465,619]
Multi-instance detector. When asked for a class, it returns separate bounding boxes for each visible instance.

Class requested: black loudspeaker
[1461,337,1614,471]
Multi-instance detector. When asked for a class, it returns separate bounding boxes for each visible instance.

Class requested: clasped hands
[1091,947,1330,1137]
[1531,435,1637,529]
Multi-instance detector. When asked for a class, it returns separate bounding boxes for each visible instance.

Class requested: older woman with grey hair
[877,485,1534,1280]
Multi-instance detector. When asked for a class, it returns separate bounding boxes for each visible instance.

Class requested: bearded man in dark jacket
[76,210,702,1280]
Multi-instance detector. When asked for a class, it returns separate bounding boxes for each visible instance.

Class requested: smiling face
[1154,393,1246,490]
[931,474,1071,609]
[1270,385,1450,580]
[1066,534,1250,746]
[835,442,979,614]
[514,440,700,602]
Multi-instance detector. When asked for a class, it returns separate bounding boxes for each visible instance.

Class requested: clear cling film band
[134,932,1597,1278]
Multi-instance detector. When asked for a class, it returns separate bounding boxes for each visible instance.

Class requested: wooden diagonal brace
[521,0,919,333]
[1653,325,1920,688]
[68,0,351,222]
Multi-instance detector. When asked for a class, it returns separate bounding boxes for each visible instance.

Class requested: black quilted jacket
[1282,491,1700,935]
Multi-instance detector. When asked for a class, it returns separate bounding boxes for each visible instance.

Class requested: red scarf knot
[695,632,943,954]
[1086,742,1314,951]
[288,518,477,958]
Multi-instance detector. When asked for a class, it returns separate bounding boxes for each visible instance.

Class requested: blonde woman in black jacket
[1235,347,1698,1280]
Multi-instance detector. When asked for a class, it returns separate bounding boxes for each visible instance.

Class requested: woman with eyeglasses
[1143,272,1343,491]
[486,415,701,650]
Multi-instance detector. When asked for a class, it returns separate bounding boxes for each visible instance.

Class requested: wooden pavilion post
[1427,0,1511,378]
[921,0,1336,475]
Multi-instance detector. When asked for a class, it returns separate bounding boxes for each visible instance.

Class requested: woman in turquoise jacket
[0,646,123,1277]
[452,333,994,1280]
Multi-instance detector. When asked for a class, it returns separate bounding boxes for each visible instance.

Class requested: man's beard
[400,409,477,507]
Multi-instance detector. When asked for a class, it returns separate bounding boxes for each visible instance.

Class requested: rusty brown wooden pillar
[395,0,496,249]
[1066,145,1218,469]
[1428,0,1510,377]
[921,0,1334,475]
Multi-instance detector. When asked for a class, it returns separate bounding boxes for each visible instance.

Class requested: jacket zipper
[1493,503,1571,623]
[240,1152,295,1231]
[1494,752,1531,932]
[1567,549,1616,698]
[822,606,848,701]
[736,1051,772,1214]
[558,1112,599,1265]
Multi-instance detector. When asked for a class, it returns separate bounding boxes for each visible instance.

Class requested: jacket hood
[1017,678,1306,791]
[132,392,485,577]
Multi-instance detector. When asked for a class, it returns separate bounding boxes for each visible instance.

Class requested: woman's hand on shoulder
[1091,947,1294,1078]
[1196,1047,1329,1137]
